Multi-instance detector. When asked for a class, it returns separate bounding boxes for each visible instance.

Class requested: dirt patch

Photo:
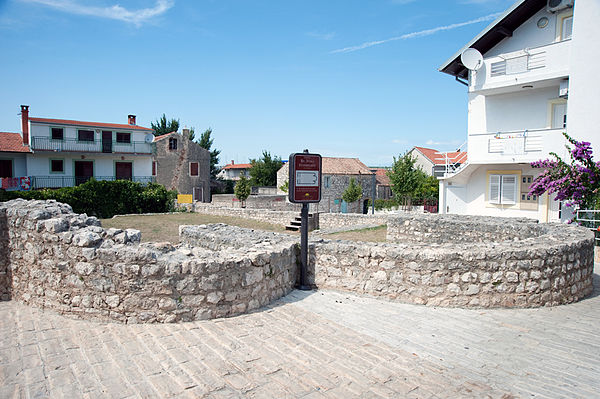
[101,213,288,243]
[321,225,387,243]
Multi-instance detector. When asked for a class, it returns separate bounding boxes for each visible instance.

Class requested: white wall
[409,149,435,176]
[0,153,27,176]
[567,0,600,144]
[441,164,559,222]
[29,123,149,143]
[486,9,557,58]
[27,154,152,178]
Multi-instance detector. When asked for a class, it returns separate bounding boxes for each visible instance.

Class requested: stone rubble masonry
[312,214,594,307]
[0,199,595,324]
[0,199,297,323]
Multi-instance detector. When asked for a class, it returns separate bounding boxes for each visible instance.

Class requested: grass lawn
[101,213,288,243]
[323,225,387,243]
[101,213,387,244]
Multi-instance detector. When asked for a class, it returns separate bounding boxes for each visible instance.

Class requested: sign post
[288,150,322,290]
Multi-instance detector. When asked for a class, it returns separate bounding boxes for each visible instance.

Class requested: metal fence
[31,137,152,154]
[576,209,600,245]
[32,176,155,189]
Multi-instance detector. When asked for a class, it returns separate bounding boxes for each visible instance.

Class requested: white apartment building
[18,105,154,188]
[438,0,599,222]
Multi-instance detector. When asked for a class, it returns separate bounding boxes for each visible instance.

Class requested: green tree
[197,128,221,179]
[414,174,439,202]
[387,152,422,199]
[342,177,363,211]
[234,175,251,207]
[151,114,179,136]
[249,151,283,187]
[279,180,289,193]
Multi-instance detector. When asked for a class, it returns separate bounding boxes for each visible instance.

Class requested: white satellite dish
[461,48,483,71]
[144,133,155,143]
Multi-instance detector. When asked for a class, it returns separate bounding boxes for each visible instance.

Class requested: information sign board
[289,152,322,203]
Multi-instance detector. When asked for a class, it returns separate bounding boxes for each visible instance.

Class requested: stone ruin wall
[0,199,595,324]
[0,199,297,323]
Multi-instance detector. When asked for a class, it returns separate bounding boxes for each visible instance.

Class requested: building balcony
[31,136,153,155]
[32,175,155,189]
[467,128,567,164]
[470,40,570,94]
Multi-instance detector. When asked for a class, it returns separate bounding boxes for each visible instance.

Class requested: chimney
[182,128,190,137]
[20,105,29,146]
[128,114,136,125]
[231,160,234,165]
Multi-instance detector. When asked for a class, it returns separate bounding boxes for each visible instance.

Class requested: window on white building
[51,127,64,140]
[489,174,518,205]
[561,15,573,41]
[552,102,567,129]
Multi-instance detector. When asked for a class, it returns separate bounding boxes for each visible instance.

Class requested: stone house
[153,130,210,202]
[277,157,375,213]
[370,168,393,200]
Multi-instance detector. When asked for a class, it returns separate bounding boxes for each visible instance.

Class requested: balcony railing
[472,40,570,91]
[32,176,155,189]
[31,137,153,154]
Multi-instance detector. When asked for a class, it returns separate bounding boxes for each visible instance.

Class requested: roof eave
[438,0,530,77]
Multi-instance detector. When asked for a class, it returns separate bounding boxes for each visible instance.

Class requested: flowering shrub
[530,133,600,209]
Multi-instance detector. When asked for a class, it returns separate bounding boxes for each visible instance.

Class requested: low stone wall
[1,199,297,323]
[194,204,298,227]
[319,213,388,230]
[211,194,300,211]
[0,208,10,301]
[311,225,594,307]
[387,213,543,244]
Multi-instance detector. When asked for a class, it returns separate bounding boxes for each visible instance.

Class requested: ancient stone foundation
[0,200,595,323]
[0,199,297,323]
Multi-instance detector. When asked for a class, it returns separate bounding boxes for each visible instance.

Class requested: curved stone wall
[312,215,594,307]
[0,199,297,323]
[0,200,595,323]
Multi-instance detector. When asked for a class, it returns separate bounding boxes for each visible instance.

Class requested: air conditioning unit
[547,0,574,13]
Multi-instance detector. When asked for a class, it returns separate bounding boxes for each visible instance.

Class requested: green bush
[367,198,399,211]
[0,179,176,218]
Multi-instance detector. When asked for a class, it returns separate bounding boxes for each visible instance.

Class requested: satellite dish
[461,48,483,71]
[145,133,155,143]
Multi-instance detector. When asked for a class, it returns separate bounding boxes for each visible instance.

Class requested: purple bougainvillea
[530,133,600,209]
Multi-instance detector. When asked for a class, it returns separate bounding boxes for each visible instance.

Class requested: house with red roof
[277,157,375,213]
[408,146,467,178]
[12,105,155,188]
[217,160,252,181]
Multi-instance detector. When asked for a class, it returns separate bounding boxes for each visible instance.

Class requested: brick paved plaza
[1,270,598,398]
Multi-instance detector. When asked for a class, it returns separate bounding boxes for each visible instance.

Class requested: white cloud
[307,31,336,41]
[331,12,502,54]
[21,0,174,27]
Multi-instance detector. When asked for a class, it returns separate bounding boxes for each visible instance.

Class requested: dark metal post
[299,202,310,290]
[371,172,376,215]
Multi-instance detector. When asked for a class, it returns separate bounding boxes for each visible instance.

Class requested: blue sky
[0,0,515,166]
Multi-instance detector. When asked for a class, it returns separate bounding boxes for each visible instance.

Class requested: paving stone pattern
[2,269,599,398]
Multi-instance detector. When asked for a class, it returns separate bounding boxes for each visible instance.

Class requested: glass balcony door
[102,131,112,153]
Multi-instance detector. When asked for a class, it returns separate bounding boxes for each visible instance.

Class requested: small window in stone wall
[190,162,199,176]
[152,161,157,176]
[324,176,331,188]
[169,137,178,150]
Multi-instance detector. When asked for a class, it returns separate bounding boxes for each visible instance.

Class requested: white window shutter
[489,175,500,204]
[562,16,573,40]
[501,175,517,204]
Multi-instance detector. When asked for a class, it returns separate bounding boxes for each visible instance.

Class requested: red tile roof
[29,117,154,132]
[371,168,391,186]
[322,157,372,175]
[223,163,252,170]
[0,132,31,153]
[414,146,467,165]
[153,132,177,141]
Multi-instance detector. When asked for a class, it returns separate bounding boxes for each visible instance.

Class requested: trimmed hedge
[0,179,177,218]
